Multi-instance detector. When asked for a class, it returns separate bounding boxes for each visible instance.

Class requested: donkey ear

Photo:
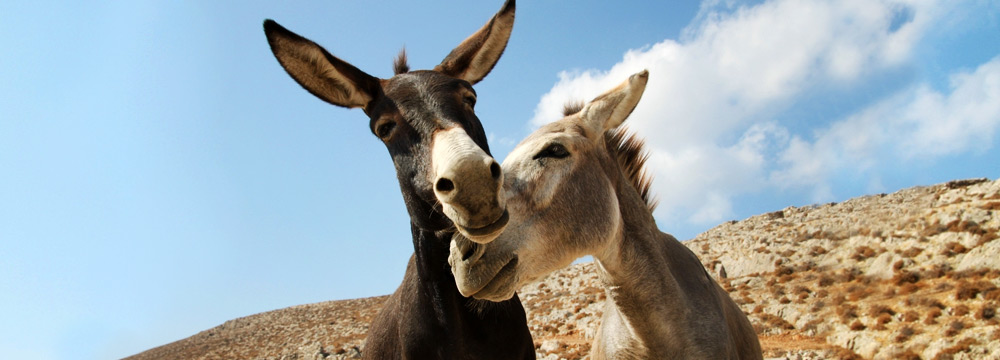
[433,0,515,84]
[581,70,649,132]
[264,20,382,110]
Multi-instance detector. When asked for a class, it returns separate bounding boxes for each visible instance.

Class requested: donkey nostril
[489,162,501,180]
[462,242,479,261]
[436,178,455,192]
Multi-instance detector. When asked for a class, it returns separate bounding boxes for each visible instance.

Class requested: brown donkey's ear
[581,70,649,133]
[434,0,515,84]
[264,20,382,111]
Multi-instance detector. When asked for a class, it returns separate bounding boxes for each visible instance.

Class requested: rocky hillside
[127,178,1000,360]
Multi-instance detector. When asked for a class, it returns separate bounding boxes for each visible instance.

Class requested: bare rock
[957,239,1000,271]
[864,251,899,280]
[539,339,561,353]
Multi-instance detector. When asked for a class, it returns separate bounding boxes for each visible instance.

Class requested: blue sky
[1,1,997,359]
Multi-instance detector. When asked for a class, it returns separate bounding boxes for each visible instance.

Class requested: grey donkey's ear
[581,70,649,132]
[433,0,515,84]
[264,20,382,112]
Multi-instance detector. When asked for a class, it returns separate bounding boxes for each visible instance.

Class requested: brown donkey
[264,1,534,358]
[450,71,762,359]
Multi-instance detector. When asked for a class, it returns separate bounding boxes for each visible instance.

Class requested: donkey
[449,71,762,359]
[263,1,535,359]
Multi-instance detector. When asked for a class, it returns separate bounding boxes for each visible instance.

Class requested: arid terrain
[127,178,999,360]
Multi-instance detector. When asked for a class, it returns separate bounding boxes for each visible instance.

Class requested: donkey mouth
[456,209,509,242]
[470,256,519,302]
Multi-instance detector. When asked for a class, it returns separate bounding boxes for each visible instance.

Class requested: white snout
[430,127,508,243]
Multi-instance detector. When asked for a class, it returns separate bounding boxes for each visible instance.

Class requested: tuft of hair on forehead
[393,48,410,75]
[562,100,584,116]
[605,127,658,211]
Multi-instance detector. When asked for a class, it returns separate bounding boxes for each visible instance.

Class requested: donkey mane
[562,100,584,116]
[605,127,658,211]
[393,49,410,75]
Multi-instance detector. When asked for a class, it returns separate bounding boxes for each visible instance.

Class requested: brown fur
[393,49,409,75]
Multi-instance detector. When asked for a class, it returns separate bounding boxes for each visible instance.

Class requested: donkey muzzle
[449,233,519,300]
[431,127,508,243]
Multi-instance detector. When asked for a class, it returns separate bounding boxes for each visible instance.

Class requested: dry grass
[837,304,859,324]
[977,230,998,245]
[846,284,875,301]
[872,313,893,330]
[898,282,922,295]
[924,308,942,325]
[944,320,966,337]
[955,279,997,300]
[894,326,918,342]
[976,303,996,320]
[852,246,877,261]
[849,320,866,331]
[953,304,970,316]
[941,241,969,256]
[867,304,896,317]
[759,313,796,331]
[900,246,924,258]
[933,337,978,359]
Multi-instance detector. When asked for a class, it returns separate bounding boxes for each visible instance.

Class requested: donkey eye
[375,120,396,139]
[463,95,476,107]
[533,143,570,160]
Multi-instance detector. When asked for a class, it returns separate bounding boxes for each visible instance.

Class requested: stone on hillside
[864,251,900,280]
[956,239,1000,271]
[719,251,779,278]
[539,339,561,353]
[827,330,881,358]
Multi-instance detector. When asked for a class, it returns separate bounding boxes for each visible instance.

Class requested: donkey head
[264,1,514,240]
[449,70,649,301]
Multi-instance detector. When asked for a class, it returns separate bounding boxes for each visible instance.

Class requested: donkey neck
[592,180,720,357]
[411,225,460,289]
[409,224,508,318]
[406,224,534,356]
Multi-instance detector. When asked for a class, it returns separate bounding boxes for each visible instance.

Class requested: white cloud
[529,0,997,226]
[774,55,1000,196]
[900,58,1000,157]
